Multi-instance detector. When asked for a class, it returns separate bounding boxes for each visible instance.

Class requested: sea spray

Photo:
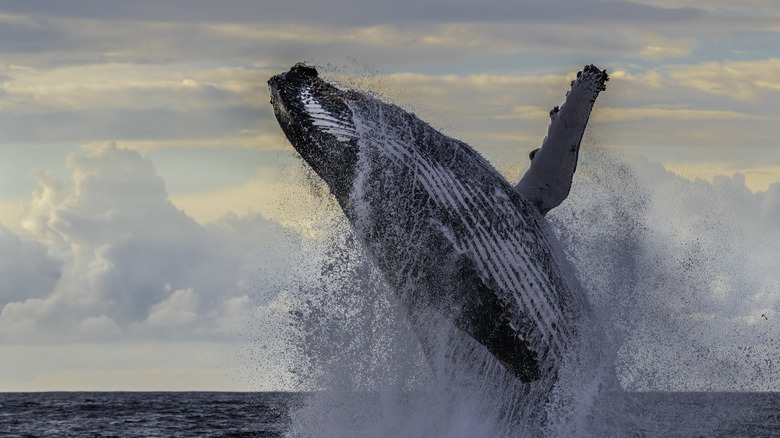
[283,212,618,437]
[552,148,780,393]
[277,147,780,437]
[284,217,537,437]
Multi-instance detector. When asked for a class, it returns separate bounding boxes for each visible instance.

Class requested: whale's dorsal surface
[516,65,608,215]
[268,64,607,383]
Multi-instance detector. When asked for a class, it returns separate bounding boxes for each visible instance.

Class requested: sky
[0,1,779,391]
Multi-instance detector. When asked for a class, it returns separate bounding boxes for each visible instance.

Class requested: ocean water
[1,391,778,437]
[0,391,303,438]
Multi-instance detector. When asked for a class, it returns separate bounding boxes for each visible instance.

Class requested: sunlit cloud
[635,35,695,59]
[623,0,780,14]
[0,63,272,112]
[169,164,340,233]
[668,59,780,101]
[593,106,763,122]
[664,164,780,193]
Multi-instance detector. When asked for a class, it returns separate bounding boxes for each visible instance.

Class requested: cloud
[169,164,341,232]
[0,0,768,156]
[0,0,705,26]
[145,287,199,327]
[0,342,244,391]
[635,35,696,59]
[593,106,762,122]
[0,63,273,112]
[0,108,265,146]
[0,223,60,306]
[668,59,780,101]
[77,314,123,339]
[0,63,273,145]
[327,68,780,184]
[0,143,305,344]
[623,0,780,14]
[331,70,573,149]
[201,20,700,63]
[0,1,713,73]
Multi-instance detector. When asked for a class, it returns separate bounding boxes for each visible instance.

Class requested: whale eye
[529,148,540,161]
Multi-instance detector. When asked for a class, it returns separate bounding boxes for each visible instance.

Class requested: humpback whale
[268,63,608,383]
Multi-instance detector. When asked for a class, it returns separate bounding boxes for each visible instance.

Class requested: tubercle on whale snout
[289,62,319,79]
[572,64,609,93]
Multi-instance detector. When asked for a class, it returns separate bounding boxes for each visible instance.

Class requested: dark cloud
[0,224,60,306]
[0,107,265,144]
[0,1,714,70]
[0,0,703,26]
[0,19,67,53]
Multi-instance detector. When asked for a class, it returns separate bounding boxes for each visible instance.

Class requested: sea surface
[1,391,779,437]
[0,392,303,438]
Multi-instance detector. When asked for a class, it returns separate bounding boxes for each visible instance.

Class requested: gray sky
[0,0,779,391]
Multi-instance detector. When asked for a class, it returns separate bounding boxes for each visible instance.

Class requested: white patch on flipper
[300,86,357,142]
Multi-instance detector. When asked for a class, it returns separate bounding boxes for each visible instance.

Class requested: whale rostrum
[269,63,608,382]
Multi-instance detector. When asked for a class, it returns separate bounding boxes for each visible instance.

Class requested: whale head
[268,63,362,204]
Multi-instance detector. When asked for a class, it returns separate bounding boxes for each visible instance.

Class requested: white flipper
[515,65,608,215]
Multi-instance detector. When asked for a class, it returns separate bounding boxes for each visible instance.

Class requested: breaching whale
[268,63,608,383]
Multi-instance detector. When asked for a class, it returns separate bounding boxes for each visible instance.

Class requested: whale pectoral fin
[515,65,608,215]
[451,252,542,382]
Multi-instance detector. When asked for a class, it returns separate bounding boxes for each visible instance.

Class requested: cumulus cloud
[145,287,200,327]
[0,143,305,344]
[0,223,60,306]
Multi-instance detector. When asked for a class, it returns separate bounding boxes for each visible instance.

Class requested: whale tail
[515,65,608,215]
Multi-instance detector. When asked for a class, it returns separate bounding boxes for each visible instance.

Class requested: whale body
[268,64,607,382]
